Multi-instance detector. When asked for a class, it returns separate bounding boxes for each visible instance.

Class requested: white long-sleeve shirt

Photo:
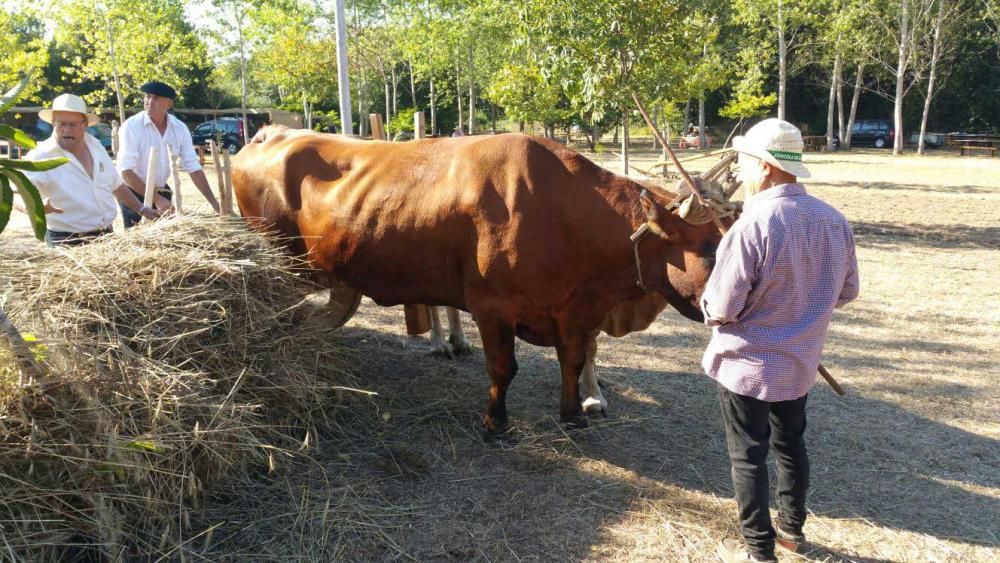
[116,111,201,188]
[23,133,121,233]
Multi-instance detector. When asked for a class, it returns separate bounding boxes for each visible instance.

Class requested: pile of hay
[0,215,358,560]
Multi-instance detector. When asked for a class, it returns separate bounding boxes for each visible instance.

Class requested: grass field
[1,142,997,561]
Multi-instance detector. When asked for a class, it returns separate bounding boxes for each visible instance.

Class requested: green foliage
[0,8,49,103]
[50,0,210,107]
[0,76,67,240]
[388,107,417,134]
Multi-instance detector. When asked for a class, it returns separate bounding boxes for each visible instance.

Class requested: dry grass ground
[1,142,997,561]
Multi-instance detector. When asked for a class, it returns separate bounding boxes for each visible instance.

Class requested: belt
[130,183,172,199]
[47,226,114,239]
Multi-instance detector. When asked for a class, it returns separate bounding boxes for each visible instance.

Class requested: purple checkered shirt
[701,183,859,401]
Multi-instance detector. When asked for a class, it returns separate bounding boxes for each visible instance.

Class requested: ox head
[633,158,741,322]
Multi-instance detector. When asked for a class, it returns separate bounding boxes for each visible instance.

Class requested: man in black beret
[116,81,220,227]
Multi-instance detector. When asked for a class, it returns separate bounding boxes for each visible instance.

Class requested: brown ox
[232,126,728,431]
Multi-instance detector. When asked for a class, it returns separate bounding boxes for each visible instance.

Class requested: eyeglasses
[54,121,87,129]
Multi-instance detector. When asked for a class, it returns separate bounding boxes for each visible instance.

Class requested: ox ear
[639,189,659,222]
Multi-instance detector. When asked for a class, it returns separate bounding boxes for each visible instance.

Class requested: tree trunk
[104,14,126,125]
[455,63,463,132]
[777,0,787,121]
[391,65,398,119]
[845,63,863,148]
[490,103,497,133]
[892,0,909,155]
[303,94,311,130]
[237,11,250,145]
[651,106,659,149]
[621,114,629,177]
[430,78,436,135]
[918,1,945,156]
[467,46,475,135]
[591,122,599,150]
[409,59,417,109]
[683,99,691,132]
[698,94,706,150]
[384,82,391,138]
[836,63,845,143]
[826,48,842,151]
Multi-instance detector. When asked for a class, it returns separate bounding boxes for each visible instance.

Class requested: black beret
[140,81,177,100]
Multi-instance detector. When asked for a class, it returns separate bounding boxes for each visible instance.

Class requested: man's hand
[138,205,160,221]
[43,198,64,215]
[153,194,175,216]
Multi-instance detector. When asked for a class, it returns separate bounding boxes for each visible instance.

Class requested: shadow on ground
[199,301,999,561]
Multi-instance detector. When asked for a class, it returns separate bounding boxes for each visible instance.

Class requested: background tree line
[3,0,999,159]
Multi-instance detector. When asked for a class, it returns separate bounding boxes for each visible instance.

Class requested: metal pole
[334,0,353,135]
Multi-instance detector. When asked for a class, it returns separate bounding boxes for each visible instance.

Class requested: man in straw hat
[116,81,220,227]
[701,118,859,562]
[18,94,159,246]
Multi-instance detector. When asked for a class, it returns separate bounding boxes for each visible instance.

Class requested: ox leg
[556,336,588,429]
[478,319,517,433]
[580,330,609,417]
[446,307,473,355]
[427,306,454,358]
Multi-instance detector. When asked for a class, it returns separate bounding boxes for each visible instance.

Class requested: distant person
[117,81,220,227]
[451,125,464,137]
[703,118,859,563]
[18,94,157,246]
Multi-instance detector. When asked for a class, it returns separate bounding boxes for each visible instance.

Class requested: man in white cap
[117,81,220,227]
[17,94,158,246]
[702,118,859,562]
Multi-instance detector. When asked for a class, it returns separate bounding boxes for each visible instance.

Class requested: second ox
[232,126,734,431]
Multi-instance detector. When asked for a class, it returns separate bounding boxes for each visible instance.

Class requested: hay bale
[0,215,357,560]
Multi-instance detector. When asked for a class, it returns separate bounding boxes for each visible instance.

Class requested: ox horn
[631,93,727,234]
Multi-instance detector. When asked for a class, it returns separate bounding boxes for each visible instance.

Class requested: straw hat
[732,118,811,179]
[39,94,101,126]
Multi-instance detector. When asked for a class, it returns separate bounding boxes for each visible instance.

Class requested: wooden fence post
[208,140,225,216]
[414,111,425,140]
[220,148,234,217]
[369,113,386,141]
[166,145,182,214]
[143,146,159,220]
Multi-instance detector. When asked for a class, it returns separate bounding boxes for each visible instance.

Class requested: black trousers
[45,226,113,247]
[718,385,809,560]
[120,186,172,229]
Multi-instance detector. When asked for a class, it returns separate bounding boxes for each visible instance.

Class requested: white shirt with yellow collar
[116,111,201,189]
[23,133,121,233]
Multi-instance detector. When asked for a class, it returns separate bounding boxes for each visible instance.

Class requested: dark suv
[190,118,255,152]
[849,119,895,148]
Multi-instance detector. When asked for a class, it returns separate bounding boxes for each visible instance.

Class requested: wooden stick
[208,140,225,216]
[143,146,159,219]
[220,148,234,217]
[630,92,726,233]
[818,363,846,396]
[166,145,182,214]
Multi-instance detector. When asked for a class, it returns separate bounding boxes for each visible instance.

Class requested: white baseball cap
[39,93,101,126]
[732,118,811,179]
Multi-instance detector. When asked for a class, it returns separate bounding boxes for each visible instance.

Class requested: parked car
[848,119,896,148]
[190,118,255,153]
[32,119,114,155]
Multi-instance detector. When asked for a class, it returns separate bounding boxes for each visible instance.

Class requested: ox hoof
[561,414,589,430]
[448,336,474,356]
[482,414,510,439]
[429,344,456,360]
[582,397,609,418]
